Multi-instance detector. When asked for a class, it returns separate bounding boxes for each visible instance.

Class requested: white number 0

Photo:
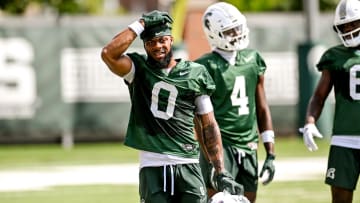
[230,76,249,115]
[150,81,178,120]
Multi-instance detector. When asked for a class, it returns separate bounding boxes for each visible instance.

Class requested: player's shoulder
[237,48,265,67]
[194,52,230,72]
[175,59,209,75]
[194,52,222,63]
[178,58,206,69]
[237,48,262,58]
[323,44,349,56]
[317,44,355,71]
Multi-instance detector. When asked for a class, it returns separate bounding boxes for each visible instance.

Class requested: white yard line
[0,158,327,192]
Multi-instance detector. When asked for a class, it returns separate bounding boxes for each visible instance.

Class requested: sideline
[0,158,327,192]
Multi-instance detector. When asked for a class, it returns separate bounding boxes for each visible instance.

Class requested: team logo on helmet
[339,0,347,20]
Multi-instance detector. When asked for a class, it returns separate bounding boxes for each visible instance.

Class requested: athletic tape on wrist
[261,130,275,143]
[128,21,144,36]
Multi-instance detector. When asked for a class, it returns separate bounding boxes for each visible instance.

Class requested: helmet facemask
[222,25,249,51]
[334,20,360,47]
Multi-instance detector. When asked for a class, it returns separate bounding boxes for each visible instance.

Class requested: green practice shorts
[199,145,258,192]
[325,145,360,190]
[139,163,207,203]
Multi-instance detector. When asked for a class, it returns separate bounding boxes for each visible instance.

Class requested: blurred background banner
[0,17,139,144]
[0,0,338,144]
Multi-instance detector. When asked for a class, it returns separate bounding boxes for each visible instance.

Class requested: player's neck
[214,48,237,65]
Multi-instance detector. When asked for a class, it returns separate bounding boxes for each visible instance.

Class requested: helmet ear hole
[333,25,338,33]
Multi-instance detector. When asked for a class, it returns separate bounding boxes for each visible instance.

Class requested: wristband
[261,130,275,143]
[128,21,144,36]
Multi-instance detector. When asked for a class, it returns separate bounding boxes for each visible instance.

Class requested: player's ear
[170,36,174,45]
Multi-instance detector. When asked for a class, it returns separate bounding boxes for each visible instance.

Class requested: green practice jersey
[124,53,215,159]
[317,45,360,136]
[195,49,266,152]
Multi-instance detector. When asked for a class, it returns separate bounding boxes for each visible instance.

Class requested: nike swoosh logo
[179,71,189,76]
[243,56,253,63]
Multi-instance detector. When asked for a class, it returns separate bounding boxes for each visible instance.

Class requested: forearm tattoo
[203,122,223,171]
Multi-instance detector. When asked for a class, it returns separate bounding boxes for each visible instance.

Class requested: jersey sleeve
[316,45,350,71]
[240,49,266,76]
[255,51,267,76]
[190,61,216,97]
[317,49,335,71]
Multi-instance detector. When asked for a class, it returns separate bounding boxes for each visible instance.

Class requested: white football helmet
[333,0,360,47]
[208,192,250,203]
[202,2,249,51]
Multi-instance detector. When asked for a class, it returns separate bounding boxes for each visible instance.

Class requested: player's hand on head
[299,123,323,151]
[141,10,173,28]
[212,171,244,195]
[259,154,275,185]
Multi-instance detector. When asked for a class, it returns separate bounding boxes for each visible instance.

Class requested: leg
[139,167,169,203]
[236,150,258,203]
[199,151,217,198]
[331,186,353,203]
[177,163,207,203]
[325,146,360,203]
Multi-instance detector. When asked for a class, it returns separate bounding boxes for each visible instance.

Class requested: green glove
[141,10,173,28]
[213,171,244,195]
[259,154,276,185]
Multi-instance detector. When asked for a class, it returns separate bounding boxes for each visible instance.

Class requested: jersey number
[350,65,360,100]
[230,76,249,115]
[150,81,178,120]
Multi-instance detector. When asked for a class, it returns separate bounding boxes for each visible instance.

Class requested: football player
[195,2,276,203]
[300,0,360,202]
[101,10,242,203]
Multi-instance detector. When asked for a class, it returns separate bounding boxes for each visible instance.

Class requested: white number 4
[230,76,249,115]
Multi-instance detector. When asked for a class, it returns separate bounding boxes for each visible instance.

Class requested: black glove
[141,10,173,28]
[259,154,276,185]
[213,171,244,195]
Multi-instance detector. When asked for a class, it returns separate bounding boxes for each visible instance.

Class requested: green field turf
[0,137,359,203]
[0,180,358,203]
[0,136,330,169]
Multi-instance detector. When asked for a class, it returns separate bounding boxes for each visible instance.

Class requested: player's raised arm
[101,20,144,77]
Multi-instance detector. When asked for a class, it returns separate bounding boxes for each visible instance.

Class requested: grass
[1,136,357,203]
[1,181,358,203]
[0,184,139,203]
[0,136,330,169]
[258,180,332,203]
[0,142,139,169]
